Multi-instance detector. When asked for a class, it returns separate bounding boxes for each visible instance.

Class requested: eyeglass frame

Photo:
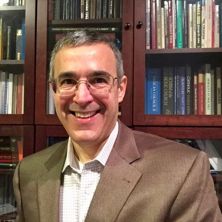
[49,71,119,97]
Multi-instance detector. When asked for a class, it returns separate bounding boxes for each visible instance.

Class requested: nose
[73,81,93,105]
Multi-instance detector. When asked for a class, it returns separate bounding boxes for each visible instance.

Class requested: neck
[71,140,106,163]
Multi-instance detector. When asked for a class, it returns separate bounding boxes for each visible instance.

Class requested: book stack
[0,17,25,61]
[0,72,24,114]
[146,0,222,49]
[53,0,122,20]
[145,64,222,115]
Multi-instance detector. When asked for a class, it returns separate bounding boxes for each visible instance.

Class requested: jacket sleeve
[13,162,25,222]
[168,151,222,222]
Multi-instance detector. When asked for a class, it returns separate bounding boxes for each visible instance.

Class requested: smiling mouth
[71,111,100,119]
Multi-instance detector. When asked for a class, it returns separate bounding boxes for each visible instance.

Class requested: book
[176,0,183,48]
[197,69,205,115]
[151,0,157,49]
[188,3,193,48]
[216,67,221,115]
[16,29,22,60]
[0,72,7,114]
[175,66,186,115]
[193,72,198,114]
[6,73,13,114]
[162,66,174,114]
[0,17,3,60]
[204,64,212,115]
[96,0,103,19]
[146,0,151,49]
[185,65,192,115]
[16,73,24,114]
[168,0,173,48]
[196,0,201,48]
[201,0,206,48]
[146,68,161,114]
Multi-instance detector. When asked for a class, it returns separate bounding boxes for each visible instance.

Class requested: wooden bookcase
[0,2,36,220]
[0,2,36,124]
[1,0,222,216]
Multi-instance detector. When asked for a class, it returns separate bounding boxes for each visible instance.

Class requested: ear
[118,75,127,103]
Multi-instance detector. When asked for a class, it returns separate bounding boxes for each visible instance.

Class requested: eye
[89,75,110,86]
[59,78,77,88]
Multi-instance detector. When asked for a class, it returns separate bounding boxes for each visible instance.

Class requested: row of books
[53,0,122,20]
[145,64,222,115]
[0,0,25,6]
[146,0,222,49]
[0,72,24,114]
[0,17,25,60]
[0,137,23,167]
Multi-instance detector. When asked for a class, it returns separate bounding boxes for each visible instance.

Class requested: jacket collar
[85,122,142,221]
[37,122,142,222]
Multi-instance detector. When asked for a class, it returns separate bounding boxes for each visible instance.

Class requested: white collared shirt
[59,122,119,222]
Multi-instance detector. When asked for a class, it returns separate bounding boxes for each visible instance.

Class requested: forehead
[53,43,116,78]
[55,43,115,63]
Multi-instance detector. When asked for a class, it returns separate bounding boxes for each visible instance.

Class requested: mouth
[70,110,100,119]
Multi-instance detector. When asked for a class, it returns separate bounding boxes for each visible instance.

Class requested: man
[13,30,222,222]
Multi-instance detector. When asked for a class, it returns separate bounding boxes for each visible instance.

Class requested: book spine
[146,0,151,50]
[168,0,173,48]
[196,0,201,48]
[204,64,211,115]
[188,3,193,48]
[192,3,197,48]
[193,72,198,114]
[201,0,206,48]
[151,0,157,49]
[185,65,192,114]
[162,67,174,114]
[147,68,161,114]
[176,0,183,48]
[219,2,222,47]
[216,67,221,115]
[197,70,205,115]
[156,0,162,48]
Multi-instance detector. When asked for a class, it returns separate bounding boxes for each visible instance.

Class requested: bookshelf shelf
[50,18,122,28]
[0,60,24,73]
[147,48,222,54]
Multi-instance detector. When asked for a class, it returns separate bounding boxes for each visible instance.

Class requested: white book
[204,64,211,115]
[188,4,193,48]
[0,72,7,114]
[214,4,220,48]
[201,0,206,48]
[146,0,151,49]
[192,3,196,48]
[6,73,14,114]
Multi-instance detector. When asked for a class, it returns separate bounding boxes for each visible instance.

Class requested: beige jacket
[13,122,222,222]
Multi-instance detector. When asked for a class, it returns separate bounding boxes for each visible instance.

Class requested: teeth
[75,111,96,118]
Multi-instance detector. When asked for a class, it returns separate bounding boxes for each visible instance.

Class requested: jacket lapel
[37,142,67,222]
[85,123,142,222]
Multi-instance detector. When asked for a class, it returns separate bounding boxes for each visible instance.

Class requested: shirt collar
[62,121,119,173]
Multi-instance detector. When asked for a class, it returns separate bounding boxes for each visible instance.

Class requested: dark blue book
[145,68,161,114]
[175,66,186,115]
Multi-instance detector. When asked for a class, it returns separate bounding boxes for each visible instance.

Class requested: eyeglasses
[50,72,118,97]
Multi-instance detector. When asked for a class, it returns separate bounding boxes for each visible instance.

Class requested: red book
[151,0,157,49]
[197,71,205,115]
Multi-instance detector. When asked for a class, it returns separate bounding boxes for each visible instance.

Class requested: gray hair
[49,30,124,80]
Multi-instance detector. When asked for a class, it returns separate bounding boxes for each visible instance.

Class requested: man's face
[53,43,127,149]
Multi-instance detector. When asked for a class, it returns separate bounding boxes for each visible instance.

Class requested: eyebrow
[57,70,112,80]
